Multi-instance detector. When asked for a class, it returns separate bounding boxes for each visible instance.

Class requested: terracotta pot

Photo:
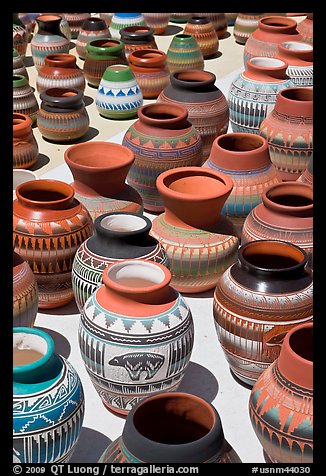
[13,169,39,200]
[119,25,158,59]
[72,212,169,311]
[37,87,89,142]
[151,167,239,293]
[13,251,38,327]
[297,155,313,186]
[76,17,110,60]
[166,34,204,73]
[78,260,194,414]
[228,57,294,135]
[63,13,90,39]
[214,240,313,386]
[38,13,71,42]
[123,103,203,212]
[13,75,39,125]
[13,12,28,58]
[83,38,127,88]
[244,16,303,67]
[110,13,146,39]
[13,48,29,79]
[31,15,70,71]
[249,322,313,463]
[276,41,313,87]
[128,49,170,99]
[98,392,242,463]
[142,13,171,34]
[241,181,313,268]
[158,70,229,162]
[13,113,39,169]
[193,13,228,39]
[258,87,313,181]
[297,13,313,44]
[36,53,86,93]
[13,179,93,308]
[204,133,280,235]
[13,327,85,463]
[183,16,219,59]
[64,141,143,221]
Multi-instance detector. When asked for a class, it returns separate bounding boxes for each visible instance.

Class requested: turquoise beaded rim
[13,327,55,375]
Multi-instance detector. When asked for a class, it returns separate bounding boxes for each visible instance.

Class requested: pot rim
[263,181,313,213]
[95,212,151,237]
[171,69,216,86]
[258,15,298,30]
[137,103,188,126]
[13,326,55,375]
[15,179,75,207]
[13,113,32,131]
[128,48,167,64]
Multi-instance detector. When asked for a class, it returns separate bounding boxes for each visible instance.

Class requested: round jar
[13,75,39,125]
[183,16,219,58]
[76,17,110,60]
[119,25,158,59]
[142,13,171,34]
[110,13,146,39]
[167,34,204,73]
[63,13,90,39]
[36,53,86,93]
[13,113,39,169]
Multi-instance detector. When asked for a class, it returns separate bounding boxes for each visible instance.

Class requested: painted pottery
[142,13,171,34]
[110,13,146,39]
[13,327,85,463]
[244,16,303,67]
[64,141,143,221]
[13,113,39,169]
[13,169,39,200]
[13,75,39,125]
[95,64,143,119]
[170,14,192,23]
[214,241,313,385]
[36,53,86,93]
[37,87,89,142]
[233,13,267,45]
[276,41,313,87]
[63,13,90,39]
[228,57,294,134]
[193,13,228,39]
[122,103,203,212]
[297,155,313,186]
[13,49,28,79]
[78,260,194,414]
[249,322,313,463]
[297,13,313,44]
[166,34,204,74]
[119,26,158,59]
[31,15,70,71]
[204,133,280,235]
[83,38,127,88]
[98,392,242,463]
[241,181,313,268]
[158,70,229,162]
[151,167,239,293]
[128,49,170,99]
[13,252,38,328]
[99,13,114,27]
[183,16,219,59]
[72,212,169,312]
[76,17,110,60]
[258,87,313,181]
[13,13,28,58]
[13,179,93,309]
[226,13,238,26]
[38,13,71,42]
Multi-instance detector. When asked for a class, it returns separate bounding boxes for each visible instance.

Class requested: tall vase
[13,113,39,169]
[36,53,86,93]
[98,392,242,463]
[122,103,203,212]
[13,179,93,308]
[249,322,313,463]
[297,13,313,44]
[78,260,194,414]
[72,212,169,312]
[213,240,313,386]
[64,141,143,221]
[258,87,313,181]
[183,16,219,59]
[13,327,85,463]
[13,252,38,328]
[166,34,204,73]
[276,41,313,87]
[13,13,28,58]
[13,75,39,125]
[151,167,239,293]
[76,17,110,60]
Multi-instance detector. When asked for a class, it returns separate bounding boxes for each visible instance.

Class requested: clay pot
[78,260,194,414]
[244,16,303,67]
[36,53,86,93]
[297,155,313,186]
[31,15,70,71]
[98,392,242,463]
[228,57,294,135]
[297,13,313,44]
[151,167,239,293]
[13,169,39,200]
[13,251,38,328]
[276,41,313,87]
[119,26,158,59]
[233,13,268,45]
[204,133,280,235]
[258,87,313,181]
[166,34,204,74]
[13,13,28,58]
[13,327,85,463]
[158,70,229,162]
[13,48,29,79]
[13,113,39,169]
[95,64,143,119]
[193,13,228,39]
[142,13,171,34]
[13,75,39,125]
[83,38,127,88]
[37,87,89,142]
[99,13,114,26]
[183,16,219,59]
[64,141,143,221]
[249,322,313,463]
[63,13,90,39]
[76,17,110,60]
[241,181,313,268]
[110,13,146,39]
[72,212,169,311]
[170,13,192,23]
[123,103,203,212]
[214,240,313,386]
[128,49,170,99]
[13,179,93,309]
[38,13,71,42]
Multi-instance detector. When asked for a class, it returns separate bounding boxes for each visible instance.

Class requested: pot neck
[277,41,313,64]
[170,70,217,91]
[36,15,64,36]
[128,49,167,68]
[262,182,313,217]
[120,26,154,42]
[137,103,189,130]
[40,88,84,111]
[273,87,313,116]
[15,179,76,210]
[258,16,299,35]
[245,57,289,81]
[44,54,77,69]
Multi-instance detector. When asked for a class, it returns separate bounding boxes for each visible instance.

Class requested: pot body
[119,26,158,59]
[166,34,204,73]
[297,14,313,44]
[110,13,146,39]
[76,17,110,60]
[37,53,86,93]
[13,48,29,79]
[13,13,28,58]
[37,13,72,42]
[13,252,38,327]
[13,75,39,125]
[193,13,228,39]
[13,113,39,169]
[183,17,219,58]
[63,13,90,39]
[233,13,267,45]
[142,13,171,34]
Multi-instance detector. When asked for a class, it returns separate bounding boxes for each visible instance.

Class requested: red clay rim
[36,14,62,22]
[263,181,313,211]
[137,103,188,125]
[13,113,32,131]
[15,179,74,206]
[283,322,313,366]
[128,49,166,64]
[258,16,298,29]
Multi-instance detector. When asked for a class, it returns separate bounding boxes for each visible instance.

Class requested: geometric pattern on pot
[96,80,143,113]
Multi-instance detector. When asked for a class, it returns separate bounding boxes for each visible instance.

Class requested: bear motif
[109,352,165,381]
